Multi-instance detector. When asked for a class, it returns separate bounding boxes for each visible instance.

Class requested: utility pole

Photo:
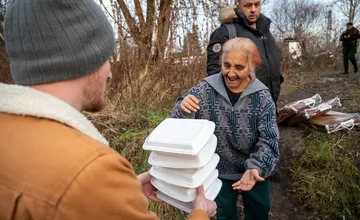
[326,5,332,43]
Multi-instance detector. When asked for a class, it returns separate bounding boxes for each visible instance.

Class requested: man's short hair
[347,22,353,26]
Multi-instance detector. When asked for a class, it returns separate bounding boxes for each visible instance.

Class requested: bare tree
[271,0,323,40]
[113,0,156,61]
[333,0,360,24]
[100,0,217,62]
[270,0,326,64]
[183,24,202,56]
[98,0,244,64]
[153,0,173,61]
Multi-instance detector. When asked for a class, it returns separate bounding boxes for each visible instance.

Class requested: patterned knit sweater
[171,73,279,180]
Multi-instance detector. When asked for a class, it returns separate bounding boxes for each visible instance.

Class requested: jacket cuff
[245,159,265,178]
[188,209,209,220]
[177,102,196,118]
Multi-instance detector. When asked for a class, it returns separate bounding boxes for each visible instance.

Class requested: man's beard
[82,72,106,112]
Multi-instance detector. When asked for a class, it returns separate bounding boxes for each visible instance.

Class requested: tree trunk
[153,0,173,61]
[349,0,355,22]
[117,0,155,62]
[334,0,360,24]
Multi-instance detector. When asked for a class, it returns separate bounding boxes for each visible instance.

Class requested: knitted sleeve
[171,82,206,119]
[244,90,280,178]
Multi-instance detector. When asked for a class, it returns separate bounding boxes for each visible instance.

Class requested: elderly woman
[171,37,279,220]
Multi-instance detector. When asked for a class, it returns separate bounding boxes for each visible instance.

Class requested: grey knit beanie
[4,0,115,85]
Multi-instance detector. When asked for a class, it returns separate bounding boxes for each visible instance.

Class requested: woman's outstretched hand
[232,169,265,191]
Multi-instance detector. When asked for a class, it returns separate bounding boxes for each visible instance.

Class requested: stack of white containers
[143,118,222,213]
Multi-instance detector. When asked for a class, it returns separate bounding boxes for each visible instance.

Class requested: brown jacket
[0,84,208,220]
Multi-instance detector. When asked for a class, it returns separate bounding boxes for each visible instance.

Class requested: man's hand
[180,95,200,113]
[232,169,265,191]
[193,185,217,217]
[137,171,162,202]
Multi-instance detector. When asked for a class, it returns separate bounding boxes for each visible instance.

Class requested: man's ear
[235,1,241,11]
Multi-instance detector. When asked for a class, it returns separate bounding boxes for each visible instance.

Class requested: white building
[284,38,302,60]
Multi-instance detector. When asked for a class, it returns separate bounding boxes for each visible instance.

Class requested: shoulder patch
[212,43,222,53]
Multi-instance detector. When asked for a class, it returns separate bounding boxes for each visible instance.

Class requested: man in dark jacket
[340,22,360,74]
[207,0,283,103]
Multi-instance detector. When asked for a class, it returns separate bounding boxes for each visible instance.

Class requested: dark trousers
[343,46,358,73]
[215,178,270,220]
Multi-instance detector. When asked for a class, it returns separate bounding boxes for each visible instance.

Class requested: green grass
[145,109,169,125]
[149,201,186,220]
[115,129,143,142]
[286,85,298,97]
[351,89,360,95]
[292,130,360,218]
[302,141,335,168]
[343,99,360,112]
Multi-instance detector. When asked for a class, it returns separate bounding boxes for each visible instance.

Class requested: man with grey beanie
[0,0,216,219]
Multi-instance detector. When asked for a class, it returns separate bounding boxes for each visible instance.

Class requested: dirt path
[262,71,360,220]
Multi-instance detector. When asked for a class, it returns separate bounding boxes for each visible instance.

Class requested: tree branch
[333,0,351,19]
[116,0,141,43]
[145,0,155,25]
[99,0,117,21]
[134,0,145,31]
[142,0,155,48]
[154,0,173,60]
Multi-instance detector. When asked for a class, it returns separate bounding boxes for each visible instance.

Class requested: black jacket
[207,8,283,103]
[340,27,360,48]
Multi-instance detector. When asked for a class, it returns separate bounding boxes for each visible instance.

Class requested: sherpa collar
[0,83,109,146]
[219,7,271,33]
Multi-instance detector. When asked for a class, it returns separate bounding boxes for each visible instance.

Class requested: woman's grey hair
[221,37,262,82]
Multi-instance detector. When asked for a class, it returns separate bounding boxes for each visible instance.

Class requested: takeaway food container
[148,134,217,169]
[143,118,221,212]
[151,169,219,202]
[149,153,220,188]
[143,118,216,155]
[156,178,222,213]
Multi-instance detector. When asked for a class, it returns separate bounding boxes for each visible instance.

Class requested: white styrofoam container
[148,134,217,169]
[149,153,220,188]
[143,118,216,155]
[156,178,222,213]
[151,169,219,202]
